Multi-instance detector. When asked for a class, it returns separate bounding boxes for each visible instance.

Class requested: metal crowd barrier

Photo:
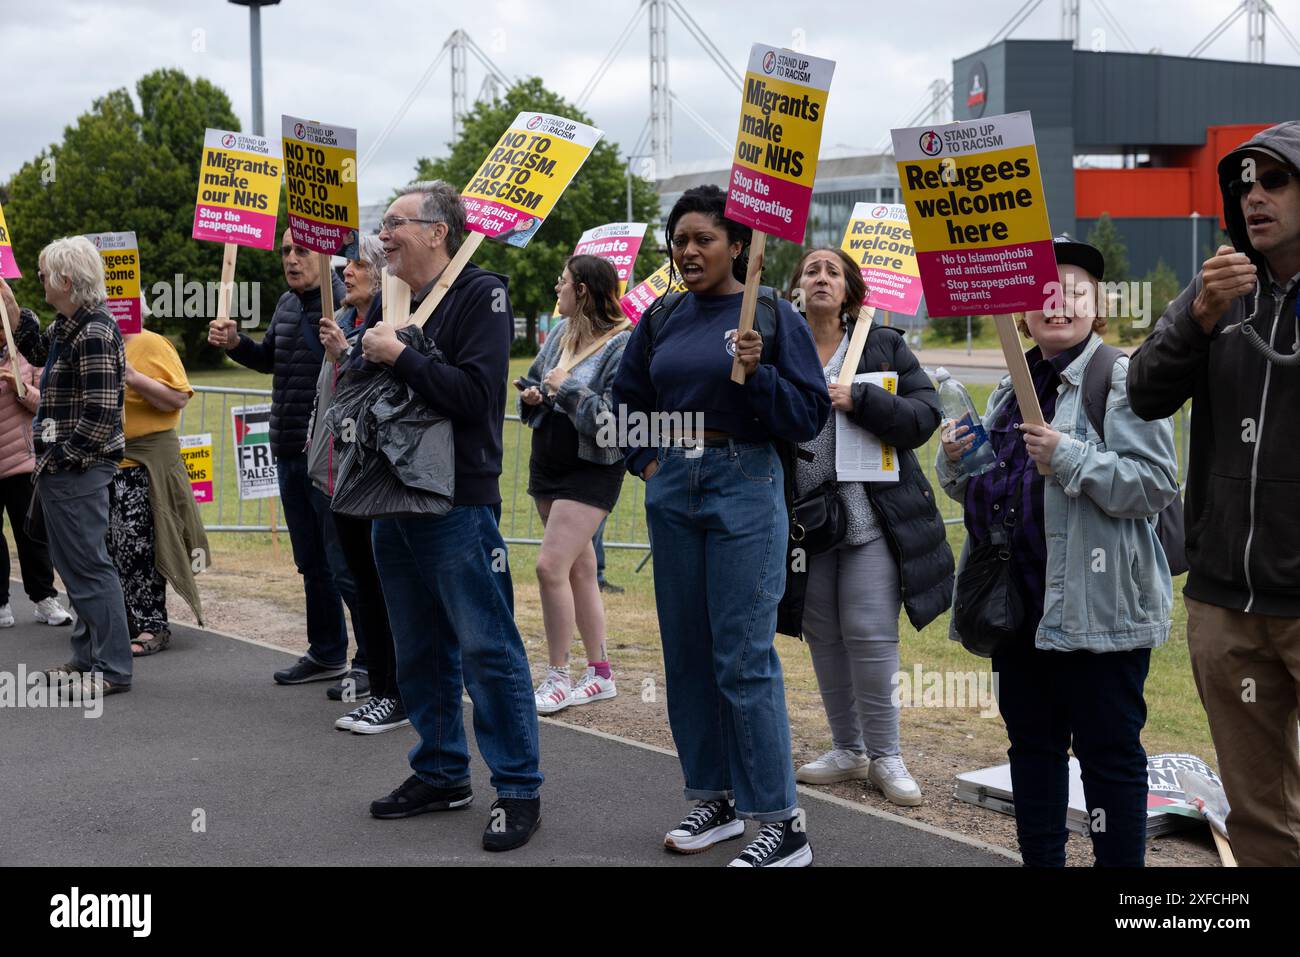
[182,385,1188,544]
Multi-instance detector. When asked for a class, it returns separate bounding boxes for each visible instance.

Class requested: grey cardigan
[518,318,629,466]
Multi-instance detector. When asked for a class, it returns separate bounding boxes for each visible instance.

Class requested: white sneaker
[867,754,924,807]
[796,748,871,785]
[0,603,13,628]
[567,666,616,706]
[534,672,572,715]
[34,597,72,626]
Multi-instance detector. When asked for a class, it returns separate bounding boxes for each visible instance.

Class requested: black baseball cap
[1051,233,1105,282]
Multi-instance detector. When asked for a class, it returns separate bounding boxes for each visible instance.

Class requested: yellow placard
[282,116,360,256]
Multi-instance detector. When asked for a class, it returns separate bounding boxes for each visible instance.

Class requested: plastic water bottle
[934,368,996,477]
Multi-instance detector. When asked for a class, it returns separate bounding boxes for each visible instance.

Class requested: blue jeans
[644,442,797,822]
[372,505,542,799]
[276,452,365,670]
[992,645,1151,866]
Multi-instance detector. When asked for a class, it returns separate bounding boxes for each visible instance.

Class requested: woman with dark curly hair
[612,185,830,867]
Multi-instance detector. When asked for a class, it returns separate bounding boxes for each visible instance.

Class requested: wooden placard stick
[835,305,876,388]
[729,230,768,384]
[559,319,631,375]
[993,312,1050,476]
[389,274,412,328]
[1211,827,1237,868]
[216,242,239,328]
[0,290,26,399]
[318,253,335,322]
[409,232,485,329]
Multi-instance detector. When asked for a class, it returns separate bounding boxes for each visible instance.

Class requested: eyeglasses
[381,215,440,232]
[1228,168,1298,198]
[279,245,310,258]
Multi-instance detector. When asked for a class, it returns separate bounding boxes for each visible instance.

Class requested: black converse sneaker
[663,799,745,853]
[334,698,377,731]
[727,818,813,867]
[351,697,411,735]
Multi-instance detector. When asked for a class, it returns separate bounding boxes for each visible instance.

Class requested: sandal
[131,630,171,657]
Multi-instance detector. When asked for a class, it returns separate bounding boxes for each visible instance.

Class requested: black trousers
[992,645,1152,867]
[331,512,400,702]
[0,472,57,605]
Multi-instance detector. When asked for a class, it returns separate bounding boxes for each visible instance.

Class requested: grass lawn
[182,358,1213,763]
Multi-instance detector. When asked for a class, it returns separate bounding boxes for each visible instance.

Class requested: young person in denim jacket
[937,237,1179,867]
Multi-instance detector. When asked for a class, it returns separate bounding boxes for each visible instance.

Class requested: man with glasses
[208,229,366,695]
[352,181,542,852]
[1129,121,1300,866]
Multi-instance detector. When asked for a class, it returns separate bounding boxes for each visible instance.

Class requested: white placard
[835,372,899,482]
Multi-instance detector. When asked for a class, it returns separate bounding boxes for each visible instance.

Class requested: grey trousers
[801,536,902,758]
[38,463,132,685]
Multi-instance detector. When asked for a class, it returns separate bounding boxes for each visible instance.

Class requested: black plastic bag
[324,325,455,519]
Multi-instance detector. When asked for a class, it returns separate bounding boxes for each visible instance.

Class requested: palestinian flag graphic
[233,408,270,445]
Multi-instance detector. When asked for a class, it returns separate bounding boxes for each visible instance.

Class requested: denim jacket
[936,333,1179,653]
[519,318,629,466]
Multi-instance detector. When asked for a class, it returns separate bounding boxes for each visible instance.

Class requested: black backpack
[1081,344,1189,576]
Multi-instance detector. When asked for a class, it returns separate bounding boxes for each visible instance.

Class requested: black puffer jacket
[228,275,346,459]
[779,321,955,636]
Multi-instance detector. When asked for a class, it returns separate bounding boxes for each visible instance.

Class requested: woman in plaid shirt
[0,236,130,699]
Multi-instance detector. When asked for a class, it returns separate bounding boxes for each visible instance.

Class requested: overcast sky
[5,0,1299,204]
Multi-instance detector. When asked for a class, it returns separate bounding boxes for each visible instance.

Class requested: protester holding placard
[611,184,829,867]
[110,322,206,657]
[783,247,952,806]
[311,235,407,735]
[0,342,70,628]
[1128,121,1300,866]
[208,229,366,696]
[516,254,630,715]
[1,238,130,698]
[936,237,1178,867]
[354,181,542,852]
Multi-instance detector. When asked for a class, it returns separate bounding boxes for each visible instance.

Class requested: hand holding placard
[724,44,836,384]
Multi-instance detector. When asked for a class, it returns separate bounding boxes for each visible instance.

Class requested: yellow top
[120,330,193,468]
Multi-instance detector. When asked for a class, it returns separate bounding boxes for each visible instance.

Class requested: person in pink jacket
[0,345,72,627]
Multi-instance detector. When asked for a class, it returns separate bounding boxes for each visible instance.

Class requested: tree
[3,69,289,365]
[1123,259,1181,344]
[1084,213,1130,285]
[414,77,662,343]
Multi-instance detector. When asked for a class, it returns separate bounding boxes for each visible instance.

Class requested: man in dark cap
[1129,120,1300,866]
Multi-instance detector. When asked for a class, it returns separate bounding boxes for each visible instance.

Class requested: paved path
[0,595,1013,867]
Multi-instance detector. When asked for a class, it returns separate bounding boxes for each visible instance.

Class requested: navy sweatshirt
[228,275,347,459]
[611,290,830,477]
[348,262,512,507]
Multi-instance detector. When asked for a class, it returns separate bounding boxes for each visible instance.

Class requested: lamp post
[228,0,281,136]
[625,153,653,286]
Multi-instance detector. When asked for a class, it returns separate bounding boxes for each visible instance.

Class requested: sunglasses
[1228,168,1298,198]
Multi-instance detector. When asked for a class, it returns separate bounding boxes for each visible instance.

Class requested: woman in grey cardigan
[516,255,631,715]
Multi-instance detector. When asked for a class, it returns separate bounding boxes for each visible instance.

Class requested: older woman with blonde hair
[0,236,130,698]
[313,235,411,734]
